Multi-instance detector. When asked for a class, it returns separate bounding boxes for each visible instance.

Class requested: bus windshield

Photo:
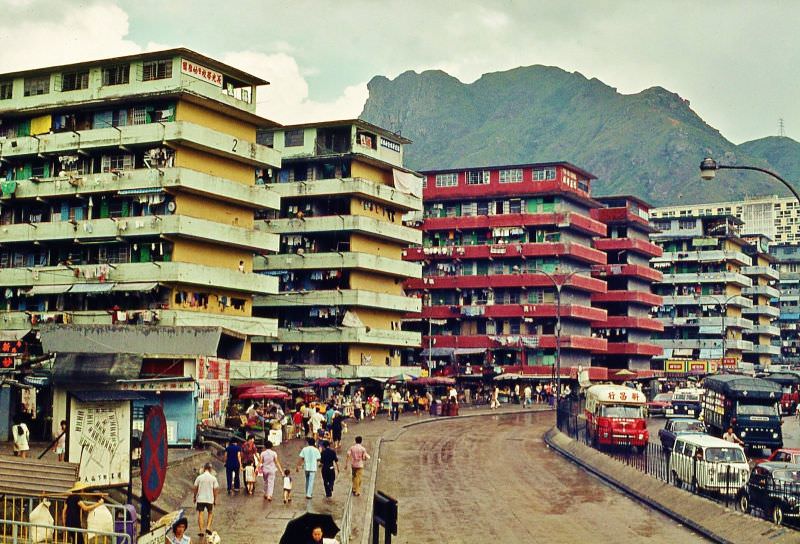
[599,405,643,418]
[704,447,746,463]
[735,403,778,417]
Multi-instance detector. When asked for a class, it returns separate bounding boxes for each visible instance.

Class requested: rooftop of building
[420,161,597,181]
[0,48,268,86]
[264,118,412,144]
[594,194,654,210]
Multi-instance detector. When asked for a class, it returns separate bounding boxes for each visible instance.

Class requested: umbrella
[387,373,415,384]
[279,512,339,544]
[413,376,455,386]
[233,382,291,395]
[237,386,291,400]
[494,373,523,381]
[309,378,343,388]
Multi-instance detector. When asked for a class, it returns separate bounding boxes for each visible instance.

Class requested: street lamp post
[699,157,800,206]
[532,269,582,413]
[699,292,743,369]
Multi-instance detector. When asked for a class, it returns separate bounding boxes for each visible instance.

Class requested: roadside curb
[543,426,797,544]
[357,406,550,544]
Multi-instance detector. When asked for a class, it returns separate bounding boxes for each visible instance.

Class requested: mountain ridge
[361,65,797,206]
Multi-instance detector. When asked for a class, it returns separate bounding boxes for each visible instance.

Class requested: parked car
[739,462,800,525]
[658,418,707,453]
[753,448,800,467]
[669,434,749,495]
[646,392,673,417]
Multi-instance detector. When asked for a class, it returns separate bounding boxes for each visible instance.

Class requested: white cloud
[222,50,367,125]
[0,2,141,72]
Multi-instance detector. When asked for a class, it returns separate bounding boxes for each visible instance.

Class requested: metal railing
[556,401,800,527]
[339,482,354,544]
[0,518,132,544]
[1,493,134,543]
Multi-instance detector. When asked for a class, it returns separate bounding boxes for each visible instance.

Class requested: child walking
[244,461,257,495]
[282,469,293,504]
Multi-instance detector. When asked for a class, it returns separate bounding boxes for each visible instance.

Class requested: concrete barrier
[544,427,798,544]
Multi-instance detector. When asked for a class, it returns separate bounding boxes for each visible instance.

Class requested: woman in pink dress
[259,441,284,501]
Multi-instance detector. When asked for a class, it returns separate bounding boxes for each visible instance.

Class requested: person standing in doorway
[224,438,242,495]
[259,441,284,501]
[193,463,218,538]
[320,440,339,499]
[345,436,370,496]
[296,437,321,499]
[53,420,67,462]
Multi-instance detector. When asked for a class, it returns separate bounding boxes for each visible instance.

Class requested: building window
[466,170,490,185]
[678,219,695,230]
[435,173,458,187]
[23,75,50,96]
[102,64,130,86]
[61,71,89,92]
[509,199,522,214]
[0,81,12,100]
[142,60,173,81]
[101,154,134,172]
[284,129,304,147]
[499,168,522,183]
[532,167,556,181]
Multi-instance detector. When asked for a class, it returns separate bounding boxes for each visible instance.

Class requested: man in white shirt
[390,389,402,421]
[193,463,219,537]
[523,385,532,408]
[309,408,325,438]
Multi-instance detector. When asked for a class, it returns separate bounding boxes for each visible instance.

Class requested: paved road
[377,411,709,544]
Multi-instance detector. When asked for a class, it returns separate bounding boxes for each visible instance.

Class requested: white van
[668,434,749,495]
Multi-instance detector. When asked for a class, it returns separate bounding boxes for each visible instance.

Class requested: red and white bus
[585,384,648,449]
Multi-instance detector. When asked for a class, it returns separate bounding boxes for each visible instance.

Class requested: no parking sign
[141,405,168,502]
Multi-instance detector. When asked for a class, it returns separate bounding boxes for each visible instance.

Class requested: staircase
[0,457,78,495]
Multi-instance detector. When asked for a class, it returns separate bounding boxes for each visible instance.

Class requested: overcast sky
[1,0,797,144]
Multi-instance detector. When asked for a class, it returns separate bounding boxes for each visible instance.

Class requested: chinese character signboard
[181,59,223,87]
[68,400,131,487]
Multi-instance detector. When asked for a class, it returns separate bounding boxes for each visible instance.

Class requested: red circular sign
[141,405,168,502]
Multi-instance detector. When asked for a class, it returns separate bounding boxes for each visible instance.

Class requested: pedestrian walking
[296,437,321,499]
[353,390,364,421]
[62,482,105,544]
[331,413,344,450]
[514,383,520,404]
[390,389,402,421]
[293,409,304,439]
[53,420,67,462]
[282,469,293,504]
[12,416,30,458]
[223,438,242,494]
[320,440,339,498]
[241,435,257,495]
[193,463,218,538]
[345,436,370,496]
[523,384,532,407]
[259,440,284,501]
[491,385,500,409]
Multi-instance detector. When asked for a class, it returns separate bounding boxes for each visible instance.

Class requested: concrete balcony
[741,266,780,281]
[605,342,663,356]
[0,215,279,252]
[599,315,664,331]
[659,316,753,330]
[266,178,422,211]
[0,121,281,168]
[743,285,781,298]
[0,261,277,295]
[591,263,662,282]
[254,290,421,313]
[404,242,606,265]
[422,303,606,322]
[5,167,280,211]
[253,327,421,347]
[749,324,781,336]
[742,305,781,318]
[0,309,278,338]
[659,295,752,308]
[593,237,662,257]
[260,215,421,245]
[748,344,782,356]
[255,252,421,279]
[654,338,753,351]
[422,211,606,237]
[652,250,750,267]
[659,272,752,288]
[406,272,606,293]
[426,333,607,352]
[592,290,662,307]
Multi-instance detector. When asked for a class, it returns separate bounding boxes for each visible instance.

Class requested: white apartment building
[651,195,800,244]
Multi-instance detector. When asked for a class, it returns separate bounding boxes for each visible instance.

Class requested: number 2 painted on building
[232,138,238,152]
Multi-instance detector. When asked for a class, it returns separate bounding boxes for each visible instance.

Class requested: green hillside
[361,66,798,206]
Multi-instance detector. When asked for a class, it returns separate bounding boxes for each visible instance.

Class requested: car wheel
[672,470,682,488]
[772,504,784,526]
[738,493,750,514]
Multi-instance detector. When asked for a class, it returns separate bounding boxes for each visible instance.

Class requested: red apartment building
[403,162,608,371]
[590,196,664,370]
